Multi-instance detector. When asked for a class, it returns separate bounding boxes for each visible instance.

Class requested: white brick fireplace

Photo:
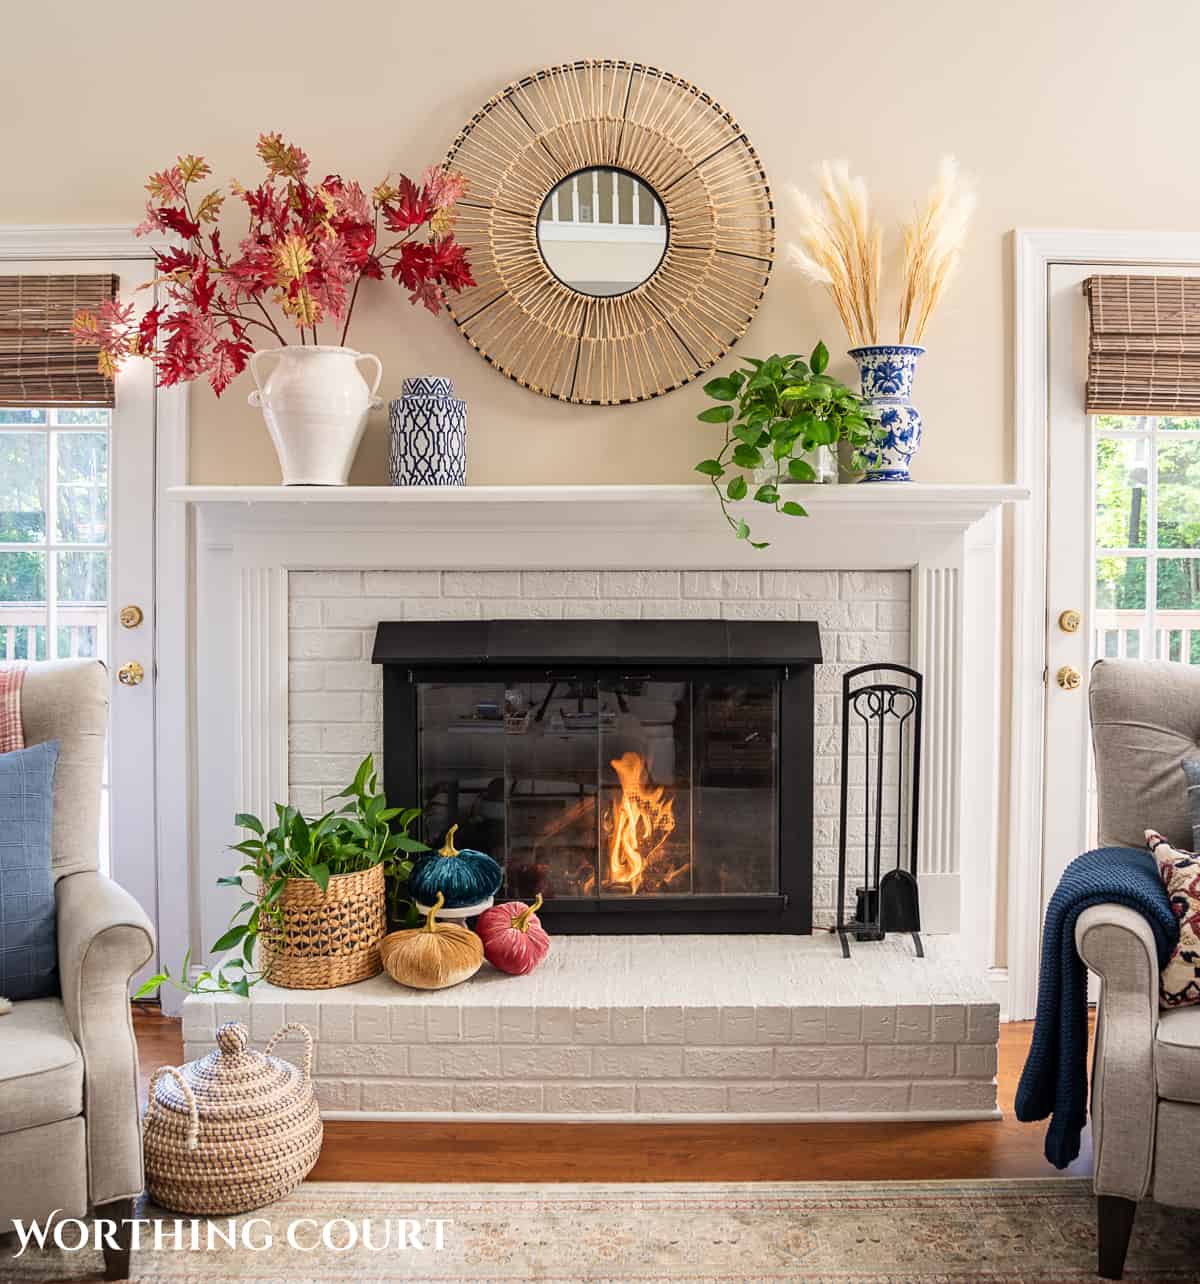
[172,482,1024,1122]
[287,565,909,927]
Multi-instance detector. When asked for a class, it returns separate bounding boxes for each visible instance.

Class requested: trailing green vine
[694,342,877,547]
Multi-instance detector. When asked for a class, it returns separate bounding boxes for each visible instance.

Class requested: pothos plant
[137,754,428,997]
[694,343,878,547]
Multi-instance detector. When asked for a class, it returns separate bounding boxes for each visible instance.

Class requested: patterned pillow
[1148,828,1200,1008]
[0,740,60,1001]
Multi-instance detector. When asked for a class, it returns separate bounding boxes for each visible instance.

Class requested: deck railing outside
[1094,609,1200,665]
[0,604,106,661]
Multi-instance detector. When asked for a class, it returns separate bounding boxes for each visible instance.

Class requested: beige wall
[6,0,1199,486]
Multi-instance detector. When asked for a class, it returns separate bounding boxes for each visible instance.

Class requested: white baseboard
[988,966,1010,1022]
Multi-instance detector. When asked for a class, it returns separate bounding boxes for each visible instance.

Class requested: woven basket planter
[144,1022,323,1215]
[259,862,386,989]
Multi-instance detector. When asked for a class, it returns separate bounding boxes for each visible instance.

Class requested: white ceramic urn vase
[248,346,383,485]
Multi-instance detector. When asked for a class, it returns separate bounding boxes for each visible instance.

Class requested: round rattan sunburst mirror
[444,60,774,405]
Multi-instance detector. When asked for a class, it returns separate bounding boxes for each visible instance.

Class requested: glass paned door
[0,407,113,869]
[1042,261,1200,923]
[1093,415,1200,668]
[0,256,160,997]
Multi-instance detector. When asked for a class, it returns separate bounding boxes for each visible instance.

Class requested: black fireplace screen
[375,621,819,934]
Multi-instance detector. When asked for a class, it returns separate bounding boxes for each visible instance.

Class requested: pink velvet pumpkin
[477,895,550,975]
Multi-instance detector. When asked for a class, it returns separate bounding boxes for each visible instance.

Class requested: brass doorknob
[1058,609,1082,634]
[119,604,144,629]
[117,661,145,687]
[1056,665,1082,691]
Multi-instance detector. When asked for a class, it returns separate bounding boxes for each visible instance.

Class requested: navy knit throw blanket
[1015,846,1178,1168]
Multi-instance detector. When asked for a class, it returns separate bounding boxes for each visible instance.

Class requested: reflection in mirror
[537,168,668,297]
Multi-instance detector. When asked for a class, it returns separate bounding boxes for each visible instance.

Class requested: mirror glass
[537,168,668,297]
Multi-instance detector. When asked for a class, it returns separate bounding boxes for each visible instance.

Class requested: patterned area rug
[2,1178,1193,1282]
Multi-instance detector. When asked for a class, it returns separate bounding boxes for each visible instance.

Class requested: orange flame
[605,751,676,894]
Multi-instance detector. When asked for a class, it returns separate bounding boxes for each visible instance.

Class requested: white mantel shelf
[170,483,1027,571]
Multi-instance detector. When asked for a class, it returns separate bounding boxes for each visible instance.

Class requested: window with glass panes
[1093,414,1200,665]
[1,406,111,870]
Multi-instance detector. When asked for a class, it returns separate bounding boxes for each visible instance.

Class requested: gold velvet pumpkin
[380,892,483,990]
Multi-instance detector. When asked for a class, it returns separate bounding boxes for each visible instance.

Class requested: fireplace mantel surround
[170,482,1025,1010]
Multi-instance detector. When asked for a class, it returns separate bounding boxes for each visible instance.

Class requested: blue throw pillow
[0,740,60,1000]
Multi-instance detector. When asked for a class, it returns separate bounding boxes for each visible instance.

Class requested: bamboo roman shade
[0,274,118,407]
[1084,275,1200,414]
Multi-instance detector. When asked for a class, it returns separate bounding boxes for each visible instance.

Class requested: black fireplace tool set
[835,663,925,959]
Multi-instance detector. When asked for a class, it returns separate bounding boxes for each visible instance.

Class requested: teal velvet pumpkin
[410,824,503,908]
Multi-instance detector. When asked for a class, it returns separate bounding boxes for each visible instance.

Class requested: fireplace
[373,620,820,934]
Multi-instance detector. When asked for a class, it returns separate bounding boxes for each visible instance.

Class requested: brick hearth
[181,934,999,1122]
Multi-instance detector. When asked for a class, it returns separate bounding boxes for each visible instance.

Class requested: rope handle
[265,1022,314,1081]
[147,1066,199,1150]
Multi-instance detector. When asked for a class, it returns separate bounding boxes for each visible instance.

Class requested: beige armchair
[0,660,154,1281]
[1079,659,1200,1279]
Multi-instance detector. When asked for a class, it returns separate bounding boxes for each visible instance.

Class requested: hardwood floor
[134,1004,1092,1183]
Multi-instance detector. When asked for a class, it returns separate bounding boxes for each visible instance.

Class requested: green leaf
[732,444,763,470]
[211,923,249,953]
[735,518,751,541]
[134,974,169,999]
[395,834,430,853]
[703,376,740,401]
[754,483,779,505]
[216,874,244,888]
[697,405,734,424]
[231,977,251,998]
[734,422,761,447]
[772,437,793,461]
[782,501,808,517]
[309,862,331,893]
[695,458,725,477]
[810,340,829,374]
[807,420,838,447]
[750,540,771,549]
[235,813,264,835]
[788,458,817,482]
[779,385,811,400]
[726,475,748,501]
[740,356,764,370]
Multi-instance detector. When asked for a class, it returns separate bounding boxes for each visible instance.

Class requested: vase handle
[249,349,282,404]
[355,353,383,400]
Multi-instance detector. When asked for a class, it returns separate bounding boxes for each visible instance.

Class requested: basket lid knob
[215,1022,249,1055]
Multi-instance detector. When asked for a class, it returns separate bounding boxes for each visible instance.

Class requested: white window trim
[0,226,191,1012]
[1009,229,1200,1020]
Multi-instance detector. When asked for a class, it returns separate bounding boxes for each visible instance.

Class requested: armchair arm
[55,871,155,1207]
[1075,903,1161,1200]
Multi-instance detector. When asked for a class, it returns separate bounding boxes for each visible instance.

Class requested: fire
[605,751,676,894]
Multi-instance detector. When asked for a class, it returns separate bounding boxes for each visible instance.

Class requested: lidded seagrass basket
[259,861,386,989]
[143,1021,323,1215]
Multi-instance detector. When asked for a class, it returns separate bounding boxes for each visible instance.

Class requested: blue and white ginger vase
[389,376,467,486]
[849,345,925,483]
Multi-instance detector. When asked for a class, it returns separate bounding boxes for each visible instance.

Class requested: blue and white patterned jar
[389,377,466,486]
[849,345,925,483]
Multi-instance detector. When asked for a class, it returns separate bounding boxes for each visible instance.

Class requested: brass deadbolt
[119,604,144,629]
[1056,665,1082,691]
[117,661,145,687]
[1058,609,1082,634]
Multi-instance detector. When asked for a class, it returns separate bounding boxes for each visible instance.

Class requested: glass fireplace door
[415,669,780,916]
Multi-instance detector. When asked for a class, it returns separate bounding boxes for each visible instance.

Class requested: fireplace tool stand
[836,663,924,959]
